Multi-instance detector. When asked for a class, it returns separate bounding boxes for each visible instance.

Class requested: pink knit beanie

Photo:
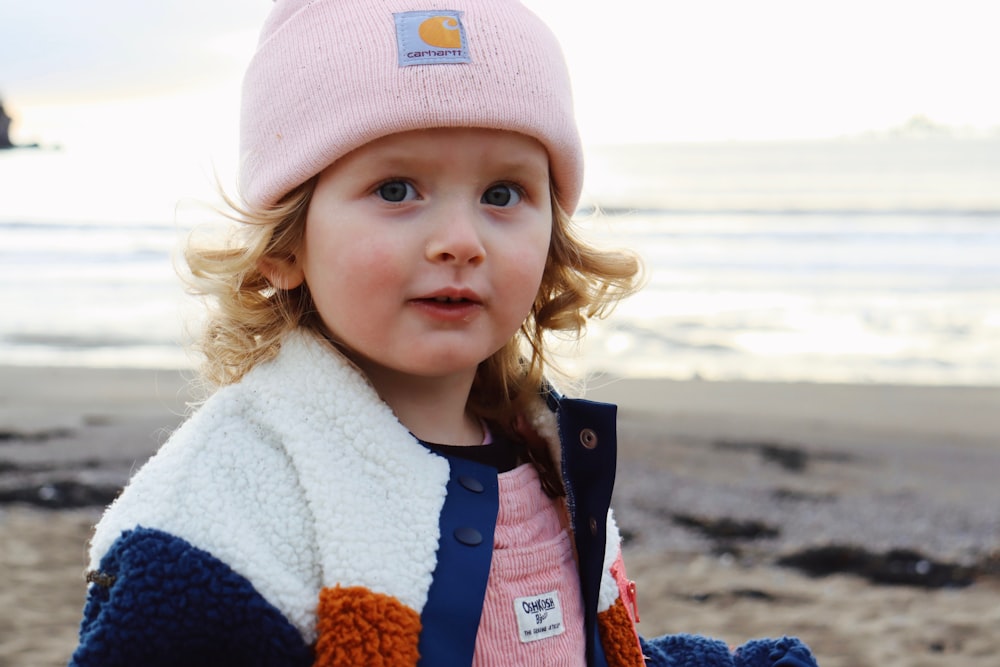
[239,0,583,212]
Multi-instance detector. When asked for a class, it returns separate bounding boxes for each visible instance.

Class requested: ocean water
[2,135,999,386]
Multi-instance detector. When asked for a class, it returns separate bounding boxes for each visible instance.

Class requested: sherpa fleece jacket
[70,330,818,667]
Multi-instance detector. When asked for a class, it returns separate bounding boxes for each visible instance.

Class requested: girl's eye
[376,180,417,202]
[481,184,521,207]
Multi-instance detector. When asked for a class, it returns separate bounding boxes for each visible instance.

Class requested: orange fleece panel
[315,586,422,667]
[597,598,645,667]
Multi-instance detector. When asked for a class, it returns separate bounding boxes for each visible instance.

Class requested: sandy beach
[1,366,998,667]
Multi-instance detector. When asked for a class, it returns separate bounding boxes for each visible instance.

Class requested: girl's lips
[409,292,484,322]
[417,287,484,305]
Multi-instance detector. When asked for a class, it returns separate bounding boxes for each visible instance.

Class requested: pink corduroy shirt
[472,463,586,665]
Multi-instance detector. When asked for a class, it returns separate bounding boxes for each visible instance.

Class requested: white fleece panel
[89,331,450,642]
[597,510,624,613]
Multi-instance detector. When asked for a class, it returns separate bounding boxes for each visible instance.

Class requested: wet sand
[1,366,998,666]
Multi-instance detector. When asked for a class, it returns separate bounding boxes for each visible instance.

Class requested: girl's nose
[425,204,486,266]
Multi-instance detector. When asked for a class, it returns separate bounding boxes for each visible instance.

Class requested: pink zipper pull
[626,580,640,623]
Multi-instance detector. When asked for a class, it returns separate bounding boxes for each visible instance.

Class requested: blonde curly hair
[184,179,640,426]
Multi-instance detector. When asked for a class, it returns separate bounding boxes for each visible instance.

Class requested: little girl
[71,2,819,666]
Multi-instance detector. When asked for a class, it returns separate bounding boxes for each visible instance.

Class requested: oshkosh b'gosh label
[394,10,471,66]
[514,590,565,643]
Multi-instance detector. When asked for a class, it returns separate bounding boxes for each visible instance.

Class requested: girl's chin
[349,350,491,382]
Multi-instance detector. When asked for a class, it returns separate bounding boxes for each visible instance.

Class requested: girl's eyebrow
[489,155,550,178]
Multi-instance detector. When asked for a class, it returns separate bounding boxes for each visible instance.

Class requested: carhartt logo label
[394,10,471,66]
[514,591,565,643]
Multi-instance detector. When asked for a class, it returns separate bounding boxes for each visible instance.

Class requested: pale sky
[1,0,998,224]
[3,0,998,146]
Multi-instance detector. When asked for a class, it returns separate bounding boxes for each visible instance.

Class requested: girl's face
[268,127,552,390]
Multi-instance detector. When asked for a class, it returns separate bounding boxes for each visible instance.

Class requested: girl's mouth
[411,291,484,322]
[417,287,484,306]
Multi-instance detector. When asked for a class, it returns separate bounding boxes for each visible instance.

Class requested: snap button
[454,527,483,546]
[458,475,485,493]
[589,517,599,536]
[580,428,598,449]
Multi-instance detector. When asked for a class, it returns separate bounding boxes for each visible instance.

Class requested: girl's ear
[258,255,306,290]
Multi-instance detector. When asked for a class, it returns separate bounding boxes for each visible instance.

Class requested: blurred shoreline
[4,133,1000,386]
